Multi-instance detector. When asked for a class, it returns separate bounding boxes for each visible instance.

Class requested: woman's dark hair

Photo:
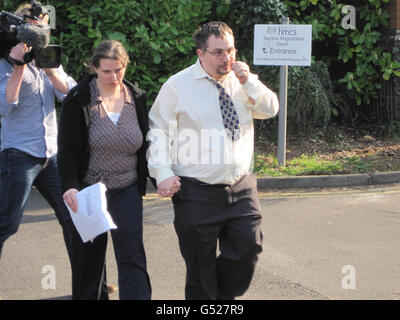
[88,39,130,71]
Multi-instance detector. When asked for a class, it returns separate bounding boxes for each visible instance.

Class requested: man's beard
[216,63,231,76]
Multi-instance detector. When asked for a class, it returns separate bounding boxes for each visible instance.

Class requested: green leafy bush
[2,0,398,127]
[287,61,338,133]
[282,0,400,107]
[50,0,212,104]
[0,0,212,104]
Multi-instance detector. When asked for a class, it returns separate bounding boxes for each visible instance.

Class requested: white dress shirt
[147,59,279,185]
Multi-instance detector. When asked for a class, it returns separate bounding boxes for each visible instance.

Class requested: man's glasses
[205,48,238,58]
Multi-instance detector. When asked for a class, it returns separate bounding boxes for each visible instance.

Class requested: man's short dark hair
[15,3,31,18]
[193,21,233,51]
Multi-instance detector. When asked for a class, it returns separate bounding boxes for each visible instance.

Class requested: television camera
[0,1,61,68]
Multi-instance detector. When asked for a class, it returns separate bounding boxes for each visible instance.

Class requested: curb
[256,171,400,191]
[27,172,400,206]
[145,171,400,193]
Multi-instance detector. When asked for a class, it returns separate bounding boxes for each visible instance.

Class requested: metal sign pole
[278,17,290,167]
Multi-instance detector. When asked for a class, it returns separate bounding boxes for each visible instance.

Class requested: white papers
[65,182,117,243]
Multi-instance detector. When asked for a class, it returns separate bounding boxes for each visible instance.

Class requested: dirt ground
[255,124,400,173]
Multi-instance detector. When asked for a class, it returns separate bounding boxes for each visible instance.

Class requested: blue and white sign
[254,24,312,66]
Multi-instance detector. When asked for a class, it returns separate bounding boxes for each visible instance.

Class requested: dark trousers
[69,182,151,300]
[172,174,263,300]
[0,148,76,288]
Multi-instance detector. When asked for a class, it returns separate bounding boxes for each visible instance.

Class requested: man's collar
[193,59,209,79]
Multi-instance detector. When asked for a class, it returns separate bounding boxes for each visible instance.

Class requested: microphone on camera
[16,24,49,49]
[7,24,50,66]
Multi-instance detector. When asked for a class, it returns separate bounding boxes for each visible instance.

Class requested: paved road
[1,184,400,300]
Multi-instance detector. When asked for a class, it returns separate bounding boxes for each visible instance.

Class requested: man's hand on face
[231,61,250,84]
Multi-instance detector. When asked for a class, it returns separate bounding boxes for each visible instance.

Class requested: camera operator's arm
[0,64,21,117]
[5,43,29,103]
[44,66,77,100]
[43,68,69,94]
[5,65,25,103]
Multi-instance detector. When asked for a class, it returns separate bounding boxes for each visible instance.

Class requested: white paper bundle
[65,182,117,242]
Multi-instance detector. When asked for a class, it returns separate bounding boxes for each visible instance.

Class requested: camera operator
[0,3,80,298]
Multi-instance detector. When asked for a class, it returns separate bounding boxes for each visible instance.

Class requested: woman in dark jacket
[58,40,151,300]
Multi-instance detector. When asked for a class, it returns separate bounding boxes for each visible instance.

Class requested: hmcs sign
[254,24,312,66]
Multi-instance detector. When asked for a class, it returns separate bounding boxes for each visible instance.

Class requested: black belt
[179,176,229,188]
[179,175,249,189]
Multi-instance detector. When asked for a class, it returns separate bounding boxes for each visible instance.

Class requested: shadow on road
[21,213,57,224]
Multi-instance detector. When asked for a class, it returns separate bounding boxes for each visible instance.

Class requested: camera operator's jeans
[0,148,74,262]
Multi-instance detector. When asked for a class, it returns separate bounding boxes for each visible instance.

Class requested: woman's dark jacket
[57,74,150,196]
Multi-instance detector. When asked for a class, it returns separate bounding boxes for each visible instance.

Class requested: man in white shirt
[147,21,279,300]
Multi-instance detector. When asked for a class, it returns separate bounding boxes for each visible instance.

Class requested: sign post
[254,19,312,166]
[278,17,289,167]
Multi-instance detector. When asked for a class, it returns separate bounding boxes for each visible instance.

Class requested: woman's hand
[63,188,79,213]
